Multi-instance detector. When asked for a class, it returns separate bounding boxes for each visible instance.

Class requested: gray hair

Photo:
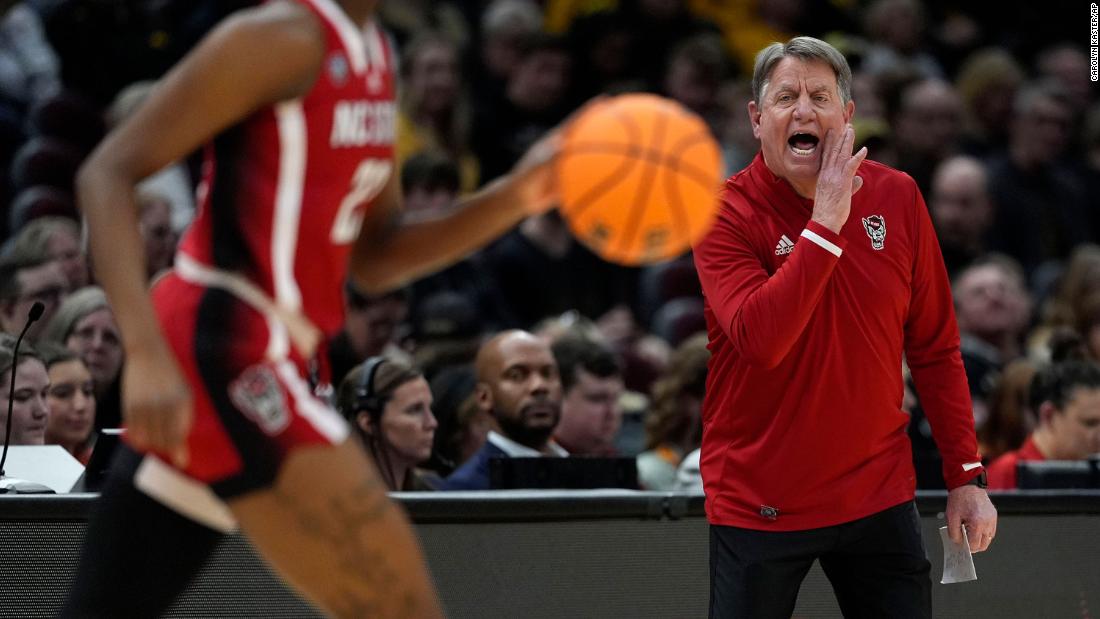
[7,216,80,264]
[39,286,111,346]
[481,0,542,36]
[752,37,853,105]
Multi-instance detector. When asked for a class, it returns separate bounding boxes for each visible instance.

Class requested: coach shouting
[693,37,996,618]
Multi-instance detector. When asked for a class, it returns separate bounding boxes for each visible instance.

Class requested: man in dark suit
[441,330,565,490]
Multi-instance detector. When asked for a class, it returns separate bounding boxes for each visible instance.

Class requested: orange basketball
[556,93,723,265]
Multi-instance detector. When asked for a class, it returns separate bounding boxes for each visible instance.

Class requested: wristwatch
[965,470,988,489]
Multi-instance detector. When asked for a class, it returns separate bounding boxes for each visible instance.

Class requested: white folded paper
[939,525,977,584]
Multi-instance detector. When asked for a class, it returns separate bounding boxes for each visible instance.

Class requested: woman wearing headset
[337,357,438,490]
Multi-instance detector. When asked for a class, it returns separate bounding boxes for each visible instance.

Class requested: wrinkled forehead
[762,58,840,99]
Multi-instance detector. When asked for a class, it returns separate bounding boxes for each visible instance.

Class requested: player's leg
[185,287,442,619]
[226,438,443,619]
[818,500,932,619]
[708,524,823,619]
[59,446,228,618]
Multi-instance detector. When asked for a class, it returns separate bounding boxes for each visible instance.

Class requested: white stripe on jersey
[306,0,367,74]
[364,20,387,72]
[273,100,306,315]
[175,253,295,361]
[274,360,350,444]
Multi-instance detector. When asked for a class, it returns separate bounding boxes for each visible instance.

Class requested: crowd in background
[0,0,1097,491]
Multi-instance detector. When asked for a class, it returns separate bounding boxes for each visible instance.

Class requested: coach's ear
[748,100,762,139]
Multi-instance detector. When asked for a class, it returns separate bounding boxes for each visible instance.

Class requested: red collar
[745,151,815,213]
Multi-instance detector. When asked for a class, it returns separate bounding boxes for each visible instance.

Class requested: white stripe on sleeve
[800,228,842,257]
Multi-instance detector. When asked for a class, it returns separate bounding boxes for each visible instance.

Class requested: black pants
[709,500,932,619]
[60,446,225,618]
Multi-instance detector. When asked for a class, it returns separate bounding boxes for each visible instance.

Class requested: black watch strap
[965,470,988,489]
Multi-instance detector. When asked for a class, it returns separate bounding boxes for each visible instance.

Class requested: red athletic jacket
[693,153,983,531]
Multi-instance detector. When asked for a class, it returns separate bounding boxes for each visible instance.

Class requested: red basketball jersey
[177,0,396,337]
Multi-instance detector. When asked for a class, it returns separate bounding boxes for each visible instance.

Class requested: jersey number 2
[330,159,393,243]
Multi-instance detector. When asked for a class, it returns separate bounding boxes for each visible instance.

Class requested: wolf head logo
[862,215,886,250]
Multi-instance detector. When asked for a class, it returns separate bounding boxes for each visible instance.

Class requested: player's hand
[510,129,562,215]
[811,124,866,234]
[509,96,610,215]
[122,339,193,468]
[946,484,997,553]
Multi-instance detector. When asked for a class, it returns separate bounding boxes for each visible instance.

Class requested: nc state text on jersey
[330,101,396,148]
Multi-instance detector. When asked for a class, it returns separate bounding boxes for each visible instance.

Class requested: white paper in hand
[939,525,977,584]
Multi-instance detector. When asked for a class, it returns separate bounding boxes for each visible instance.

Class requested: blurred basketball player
[61,0,558,616]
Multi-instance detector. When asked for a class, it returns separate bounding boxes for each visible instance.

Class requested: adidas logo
[774,234,795,255]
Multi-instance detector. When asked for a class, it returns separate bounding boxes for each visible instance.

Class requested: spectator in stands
[1036,44,1093,120]
[396,33,479,192]
[408,291,485,382]
[441,330,566,490]
[25,89,104,153]
[5,216,88,290]
[40,343,95,464]
[0,3,61,108]
[550,335,624,456]
[0,333,49,445]
[401,154,516,333]
[472,0,544,114]
[327,283,410,387]
[108,82,196,234]
[137,188,177,281]
[9,136,83,196]
[376,0,469,52]
[0,251,67,341]
[1036,245,1100,350]
[1076,293,1100,362]
[636,333,707,490]
[987,356,1100,489]
[563,11,638,105]
[716,80,759,175]
[401,151,462,218]
[987,82,1091,278]
[954,48,1024,156]
[474,33,572,182]
[336,357,439,491]
[929,156,994,277]
[481,209,638,330]
[861,0,943,79]
[4,186,77,242]
[1085,105,1100,241]
[954,255,1033,367]
[661,33,727,131]
[425,365,488,476]
[39,287,123,429]
[605,0,723,92]
[979,358,1037,464]
[889,78,963,194]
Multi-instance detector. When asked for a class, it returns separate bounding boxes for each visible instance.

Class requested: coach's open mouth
[788,132,819,157]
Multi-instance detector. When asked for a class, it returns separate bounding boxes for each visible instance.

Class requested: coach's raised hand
[811,124,867,234]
